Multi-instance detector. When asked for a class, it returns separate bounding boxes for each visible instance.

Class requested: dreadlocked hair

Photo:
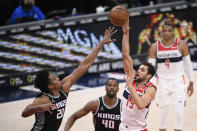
[34,70,50,93]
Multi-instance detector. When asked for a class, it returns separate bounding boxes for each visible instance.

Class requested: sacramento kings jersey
[156,38,184,79]
[121,80,155,129]
[31,90,67,131]
[94,96,121,131]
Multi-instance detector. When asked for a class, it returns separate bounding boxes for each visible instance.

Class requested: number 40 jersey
[94,96,122,131]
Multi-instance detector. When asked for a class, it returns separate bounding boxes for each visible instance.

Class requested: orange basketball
[109,6,129,26]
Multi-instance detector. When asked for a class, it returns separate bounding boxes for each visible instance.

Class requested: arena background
[0,1,197,131]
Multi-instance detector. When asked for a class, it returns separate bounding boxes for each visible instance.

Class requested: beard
[135,76,146,83]
[107,92,116,98]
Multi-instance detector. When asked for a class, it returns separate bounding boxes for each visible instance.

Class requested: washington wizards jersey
[156,38,184,79]
[121,80,155,129]
[31,90,68,131]
[94,96,121,131]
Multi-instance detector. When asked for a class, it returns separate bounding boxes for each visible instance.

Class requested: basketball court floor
[0,72,197,131]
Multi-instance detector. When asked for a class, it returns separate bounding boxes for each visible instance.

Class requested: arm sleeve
[183,55,194,81]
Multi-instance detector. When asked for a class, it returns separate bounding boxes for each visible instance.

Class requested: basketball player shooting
[119,20,157,131]
[21,27,117,131]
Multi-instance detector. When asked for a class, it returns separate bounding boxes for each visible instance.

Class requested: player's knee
[174,109,183,130]
[174,104,184,122]
[159,106,169,129]
[159,129,166,131]
[159,106,169,119]
[174,129,182,131]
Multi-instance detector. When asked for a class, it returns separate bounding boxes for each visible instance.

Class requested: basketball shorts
[156,76,186,107]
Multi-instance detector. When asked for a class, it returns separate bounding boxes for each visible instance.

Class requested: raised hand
[101,27,117,44]
[40,103,58,114]
[124,72,135,90]
[187,82,193,97]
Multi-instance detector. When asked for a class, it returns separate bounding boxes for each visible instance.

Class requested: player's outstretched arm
[64,100,98,131]
[61,27,117,94]
[122,21,135,78]
[22,95,57,117]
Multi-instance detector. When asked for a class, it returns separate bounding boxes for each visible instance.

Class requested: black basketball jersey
[94,96,121,131]
[31,90,68,131]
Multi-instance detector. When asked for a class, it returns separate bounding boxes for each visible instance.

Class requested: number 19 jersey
[121,80,155,129]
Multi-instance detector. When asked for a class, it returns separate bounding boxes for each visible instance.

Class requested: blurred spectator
[10,0,45,24]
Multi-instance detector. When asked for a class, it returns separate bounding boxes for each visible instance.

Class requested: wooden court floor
[1,72,197,131]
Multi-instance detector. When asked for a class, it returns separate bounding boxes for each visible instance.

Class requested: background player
[64,78,121,131]
[120,20,156,131]
[148,19,194,131]
[21,27,117,131]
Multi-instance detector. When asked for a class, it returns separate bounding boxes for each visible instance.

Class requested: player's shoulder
[146,81,156,88]
[85,98,100,113]
[149,84,157,90]
[33,93,50,104]
[151,42,157,48]
[117,97,122,105]
[117,97,122,101]
[147,82,157,93]
[149,43,157,51]
[87,98,99,108]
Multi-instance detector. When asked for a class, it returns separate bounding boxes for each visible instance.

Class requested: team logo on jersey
[100,106,104,111]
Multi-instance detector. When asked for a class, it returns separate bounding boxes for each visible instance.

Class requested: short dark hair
[163,19,174,29]
[106,78,119,86]
[141,62,156,78]
[34,70,50,93]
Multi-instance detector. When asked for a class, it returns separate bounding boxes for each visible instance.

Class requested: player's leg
[156,79,171,131]
[173,93,185,131]
[174,129,182,131]
[173,77,185,131]
[173,103,184,131]
[159,105,169,131]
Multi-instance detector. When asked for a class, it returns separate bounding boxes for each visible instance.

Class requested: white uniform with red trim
[156,38,186,107]
[119,80,155,131]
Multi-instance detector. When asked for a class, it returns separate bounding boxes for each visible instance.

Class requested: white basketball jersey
[156,38,184,79]
[121,80,155,129]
